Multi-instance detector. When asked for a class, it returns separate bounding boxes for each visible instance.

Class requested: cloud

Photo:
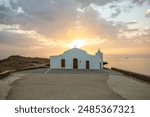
[0,0,150,58]
[77,0,116,7]
[8,0,79,40]
[109,4,118,8]
[131,0,146,5]
[0,23,72,49]
[17,7,24,14]
[131,0,150,5]
[127,21,138,25]
[111,8,121,18]
[0,0,148,41]
[78,8,125,40]
[2,0,124,40]
[0,0,10,7]
[118,25,150,44]
[0,1,27,26]
[0,30,38,47]
[0,3,11,24]
[131,28,150,47]
[145,9,150,17]
[0,0,145,40]
[0,0,135,44]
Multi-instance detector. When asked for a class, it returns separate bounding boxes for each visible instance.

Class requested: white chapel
[50,48,103,70]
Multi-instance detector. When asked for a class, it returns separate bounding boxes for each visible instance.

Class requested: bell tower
[96,48,103,69]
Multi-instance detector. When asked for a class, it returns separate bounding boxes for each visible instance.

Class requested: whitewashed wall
[50,48,103,70]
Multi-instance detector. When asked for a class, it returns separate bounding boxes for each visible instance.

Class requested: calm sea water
[104,57,150,76]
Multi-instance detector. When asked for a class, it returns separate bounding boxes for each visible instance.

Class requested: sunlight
[68,39,87,48]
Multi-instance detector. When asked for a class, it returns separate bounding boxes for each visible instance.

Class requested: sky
[0,0,150,59]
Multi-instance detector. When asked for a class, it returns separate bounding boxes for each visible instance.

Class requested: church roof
[63,48,87,54]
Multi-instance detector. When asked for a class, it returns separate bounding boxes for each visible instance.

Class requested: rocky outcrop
[0,55,49,73]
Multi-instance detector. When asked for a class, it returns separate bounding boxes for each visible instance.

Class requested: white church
[50,48,103,70]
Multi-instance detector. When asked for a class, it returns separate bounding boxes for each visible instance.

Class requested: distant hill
[0,55,49,73]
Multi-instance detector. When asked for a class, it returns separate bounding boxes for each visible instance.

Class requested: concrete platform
[6,73,124,100]
[1,68,149,100]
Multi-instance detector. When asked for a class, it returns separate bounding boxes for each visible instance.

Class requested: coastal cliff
[0,55,49,73]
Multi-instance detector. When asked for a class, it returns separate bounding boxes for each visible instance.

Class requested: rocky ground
[0,55,49,73]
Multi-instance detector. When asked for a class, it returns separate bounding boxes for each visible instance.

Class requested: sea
[104,57,150,76]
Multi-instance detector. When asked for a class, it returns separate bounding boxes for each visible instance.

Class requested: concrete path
[0,68,48,99]
[6,73,123,100]
[108,74,150,100]
[1,68,150,100]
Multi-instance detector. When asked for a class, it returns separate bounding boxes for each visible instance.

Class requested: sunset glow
[68,39,87,48]
[0,0,150,58]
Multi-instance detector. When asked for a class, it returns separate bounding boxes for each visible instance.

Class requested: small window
[100,63,101,69]
[86,60,90,69]
[61,59,65,68]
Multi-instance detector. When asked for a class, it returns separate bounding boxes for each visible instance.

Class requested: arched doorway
[73,58,78,69]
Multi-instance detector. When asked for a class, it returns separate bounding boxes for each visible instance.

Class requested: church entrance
[73,58,78,69]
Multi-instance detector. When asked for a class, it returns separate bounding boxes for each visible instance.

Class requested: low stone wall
[15,66,49,72]
[111,67,150,82]
[0,66,49,79]
[0,70,10,79]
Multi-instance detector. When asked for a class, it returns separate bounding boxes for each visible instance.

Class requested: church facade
[50,48,103,70]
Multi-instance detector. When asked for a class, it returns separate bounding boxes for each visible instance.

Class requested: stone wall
[111,67,150,82]
[0,70,10,79]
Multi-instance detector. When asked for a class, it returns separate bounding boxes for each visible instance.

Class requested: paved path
[6,73,123,100]
[108,74,150,100]
[1,68,149,100]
